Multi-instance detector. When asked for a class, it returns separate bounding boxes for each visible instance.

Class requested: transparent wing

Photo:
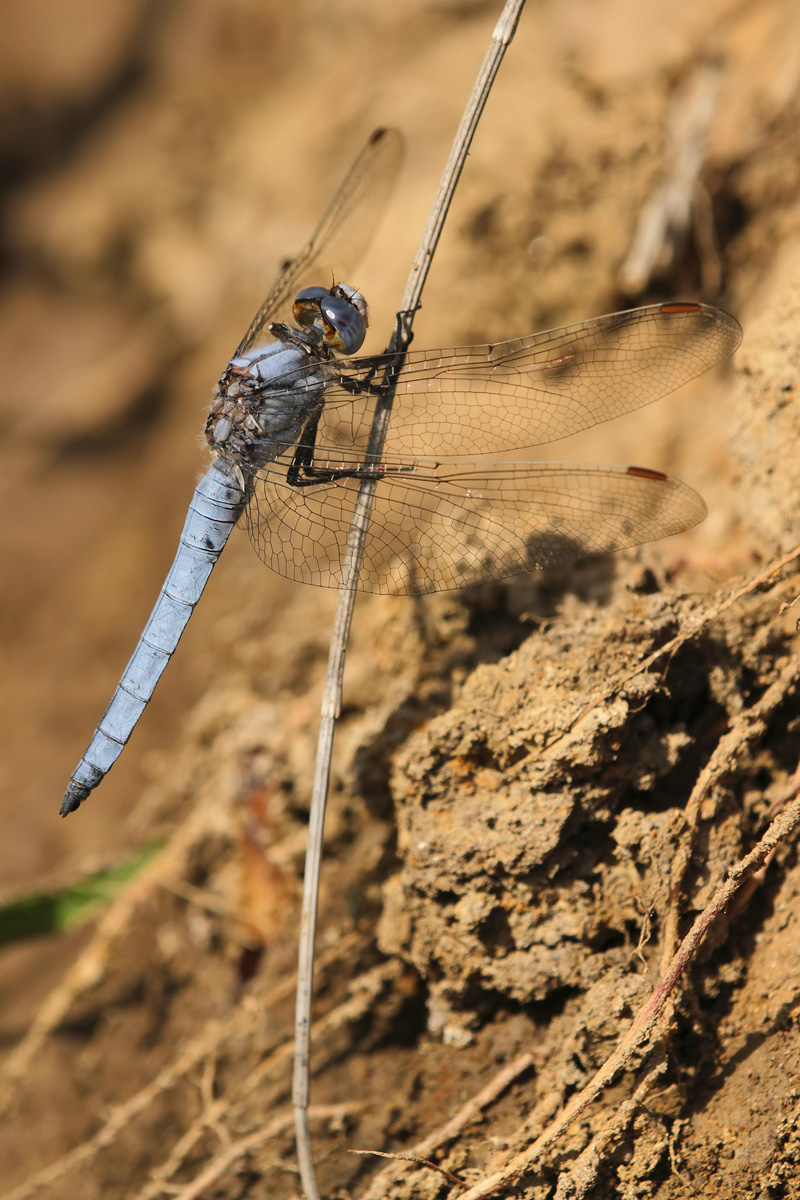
[312,301,742,458]
[235,128,403,356]
[245,453,706,595]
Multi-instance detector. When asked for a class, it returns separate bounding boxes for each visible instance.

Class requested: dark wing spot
[626,466,668,482]
[659,301,701,315]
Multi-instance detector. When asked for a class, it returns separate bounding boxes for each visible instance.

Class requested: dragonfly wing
[235,128,404,356]
[245,455,706,595]
[371,302,742,456]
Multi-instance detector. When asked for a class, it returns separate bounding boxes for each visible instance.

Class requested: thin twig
[292,3,528,1197]
[0,793,226,1109]
[351,1149,466,1187]
[453,784,800,1199]
[0,934,361,1200]
[169,1105,356,1200]
[618,63,720,295]
[135,961,400,1200]
[552,1058,667,1200]
[554,541,800,750]
[660,652,800,973]
[359,1051,537,1200]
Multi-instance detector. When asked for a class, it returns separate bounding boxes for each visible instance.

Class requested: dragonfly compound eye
[292,286,330,329]
[319,289,368,354]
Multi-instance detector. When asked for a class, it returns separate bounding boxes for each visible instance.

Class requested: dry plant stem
[168,1105,355,1200]
[660,651,800,973]
[618,63,720,294]
[454,787,800,1200]
[552,1059,667,1200]
[0,934,364,1200]
[1,1015,231,1200]
[292,3,527,1196]
[358,1052,536,1200]
[352,1150,466,1187]
[0,792,228,1109]
[559,540,800,747]
[134,961,400,1200]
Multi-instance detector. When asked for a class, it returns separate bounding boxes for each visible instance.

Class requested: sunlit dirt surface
[2,1,800,1197]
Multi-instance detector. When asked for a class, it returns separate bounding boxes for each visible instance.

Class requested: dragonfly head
[292,284,368,355]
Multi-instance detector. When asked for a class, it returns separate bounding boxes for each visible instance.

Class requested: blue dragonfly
[62,128,741,815]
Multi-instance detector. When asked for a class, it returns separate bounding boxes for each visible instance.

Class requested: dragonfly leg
[285,412,415,489]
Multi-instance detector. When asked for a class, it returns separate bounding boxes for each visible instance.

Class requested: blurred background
[1,0,800,1185]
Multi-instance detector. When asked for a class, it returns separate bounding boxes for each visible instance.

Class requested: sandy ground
[2,1,800,1197]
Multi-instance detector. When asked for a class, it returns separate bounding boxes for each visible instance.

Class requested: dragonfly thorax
[206,339,326,473]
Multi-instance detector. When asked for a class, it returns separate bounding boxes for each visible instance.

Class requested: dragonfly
[61,128,742,816]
